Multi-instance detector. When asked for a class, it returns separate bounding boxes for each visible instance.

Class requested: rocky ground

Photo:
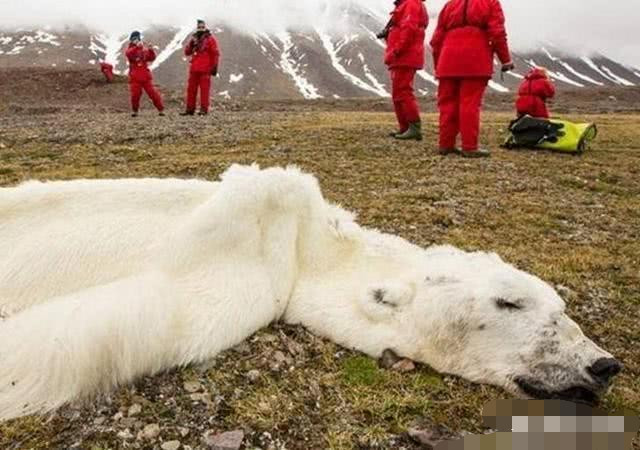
[0,69,639,449]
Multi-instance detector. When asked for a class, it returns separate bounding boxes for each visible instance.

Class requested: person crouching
[382,0,429,141]
[125,31,165,117]
[516,67,556,119]
[181,19,220,116]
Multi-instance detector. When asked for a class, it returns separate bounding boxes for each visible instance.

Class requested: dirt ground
[0,69,639,449]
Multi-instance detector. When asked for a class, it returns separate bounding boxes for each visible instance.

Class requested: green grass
[0,109,639,449]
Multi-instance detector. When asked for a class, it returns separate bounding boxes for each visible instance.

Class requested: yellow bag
[503,116,598,154]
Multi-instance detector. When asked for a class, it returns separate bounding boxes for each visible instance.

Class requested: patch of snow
[416,70,438,86]
[51,63,56,67]
[7,45,24,55]
[0,36,12,45]
[150,26,192,71]
[91,33,128,74]
[333,94,341,99]
[358,52,390,96]
[488,80,509,92]
[315,27,389,97]
[600,66,634,86]
[218,90,231,99]
[276,31,323,100]
[633,71,640,79]
[548,71,584,87]
[35,31,60,46]
[0,50,3,55]
[542,47,604,86]
[527,58,583,87]
[230,73,244,83]
[88,60,96,65]
[66,59,76,64]
[580,57,619,84]
[73,45,84,49]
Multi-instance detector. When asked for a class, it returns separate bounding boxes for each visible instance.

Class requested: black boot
[131,111,138,118]
[197,110,208,116]
[394,121,422,141]
[180,111,195,116]
[438,148,461,156]
[460,148,491,158]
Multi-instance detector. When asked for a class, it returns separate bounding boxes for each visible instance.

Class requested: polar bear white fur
[0,164,618,421]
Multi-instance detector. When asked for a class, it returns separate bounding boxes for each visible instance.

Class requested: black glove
[501,62,515,72]
[211,66,218,77]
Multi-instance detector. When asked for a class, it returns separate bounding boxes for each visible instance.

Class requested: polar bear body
[0,165,616,421]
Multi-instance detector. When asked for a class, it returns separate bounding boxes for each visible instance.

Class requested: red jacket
[185,31,220,74]
[430,0,511,78]
[100,62,114,82]
[516,68,556,118]
[125,44,156,83]
[384,0,429,70]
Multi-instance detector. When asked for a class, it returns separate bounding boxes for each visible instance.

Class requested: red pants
[129,80,164,112]
[437,78,488,151]
[186,72,212,113]
[390,68,420,132]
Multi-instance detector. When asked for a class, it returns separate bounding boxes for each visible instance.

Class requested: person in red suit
[181,20,220,116]
[125,31,165,117]
[100,62,114,83]
[382,0,429,141]
[516,67,556,118]
[431,0,514,157]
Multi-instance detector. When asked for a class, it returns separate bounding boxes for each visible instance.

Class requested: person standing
[125,31,164,117]
[382,0,429,141]
[181,19,220,116]
[516,67,556,119]
[431,0,514,157]
[125,31,165,117]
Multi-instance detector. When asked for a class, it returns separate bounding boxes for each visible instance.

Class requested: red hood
[526,68,548,80]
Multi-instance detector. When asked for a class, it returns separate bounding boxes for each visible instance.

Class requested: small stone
[183,381,203,393]
[246,369,261,383]
[273,350,287,363]
[408,428,444,449]
[128,403,142,416]
[202,430,244,449]
[93,416,106,426]
[379,349,402,369]
[178,427,190,437]
[112,411,124,421]
[392,359,416,372]
[161,440,182,450]
[0,143,6,149]
[140,423,161,440]
[117,429,134,440]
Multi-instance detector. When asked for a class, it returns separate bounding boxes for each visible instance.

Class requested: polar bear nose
[587,358,623,385]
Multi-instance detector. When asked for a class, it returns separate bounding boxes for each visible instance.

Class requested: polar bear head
[359,246,622,404]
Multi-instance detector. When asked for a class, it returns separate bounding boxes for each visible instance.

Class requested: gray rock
[139,423,161,440]
[161,440,182,450]
[246,369,261,383]
[202,429,244,449]
[183,381,203,393]
[128,403,142,417]
[117,429,134,440]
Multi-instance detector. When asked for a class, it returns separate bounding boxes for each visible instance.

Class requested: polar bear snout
[587,357,623,386]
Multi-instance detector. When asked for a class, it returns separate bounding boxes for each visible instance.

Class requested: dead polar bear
[0,164,622,421]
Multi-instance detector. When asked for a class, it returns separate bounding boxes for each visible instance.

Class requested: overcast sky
[1,0,638,66]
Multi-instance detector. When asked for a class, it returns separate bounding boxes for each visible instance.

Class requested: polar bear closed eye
[0,165,622,421]
[319,249,621,405]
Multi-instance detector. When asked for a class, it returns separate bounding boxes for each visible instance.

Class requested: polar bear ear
[358,282,416,323]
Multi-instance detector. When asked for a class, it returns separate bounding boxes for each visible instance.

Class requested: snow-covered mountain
[1,16,639,99]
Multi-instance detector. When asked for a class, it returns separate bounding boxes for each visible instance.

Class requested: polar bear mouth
[514,377,599,405]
